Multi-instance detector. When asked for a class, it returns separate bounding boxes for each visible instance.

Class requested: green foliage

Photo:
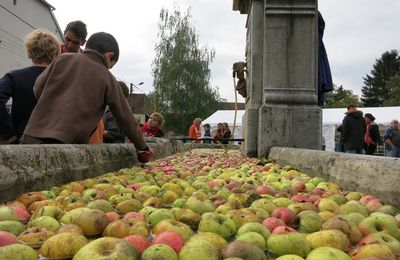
[383,74,400,106]
[361,50,400,107]
[324,85,360,108]
[150,7,225,135]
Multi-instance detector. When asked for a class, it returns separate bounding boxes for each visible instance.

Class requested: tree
[324,85,360,108]
[383,74,400,106]
[150,7,225,135]
[361,50,400,107]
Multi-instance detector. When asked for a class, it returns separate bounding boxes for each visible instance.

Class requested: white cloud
[49,0,400,102]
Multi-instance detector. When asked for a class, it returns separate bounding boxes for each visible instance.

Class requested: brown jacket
[23,49,148,150]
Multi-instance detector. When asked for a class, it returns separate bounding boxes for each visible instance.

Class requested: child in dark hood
[364,113,383,155]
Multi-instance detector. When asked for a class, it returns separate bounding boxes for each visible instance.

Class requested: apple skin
[0,220,25,236]
[358,214,400,240]
[266,233,311,257]
[123,234,149,255]
[237,222,270,240]
[296,210,323,234]
[348,243,396,260]
[147,208,175,227]
[222,240,266,260]
[272,225,297,234]
[151,231,184,253]
[103,219,149,238]
[123,212,145,221]
[106,211,121,222]
[306,230,350,251]
[0,231,17,247]
[198,212,236,240]
[0,206,19,221]
[0,243,38,259]
[306,247,351,260]
[73,209,110,236]
[152,220,194,241]
[358,232,400,254]
[262,217,286,232]
[28,216,60,232]
[236,231,266,249]
[11,206,30,223]
[39,232,88,259]
[179,239,219,260]
[271,207,296,225]
[72,237,138,260]
[142,244,177,260]
[187,232,228,253]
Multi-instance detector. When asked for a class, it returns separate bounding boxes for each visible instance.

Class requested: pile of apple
[0,149,399,260]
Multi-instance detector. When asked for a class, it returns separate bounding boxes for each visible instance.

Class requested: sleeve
[0,73,16,138]
[383,128,392,141]
[105,76,148,151]
[341,117,349,142]
[372,125,383,145]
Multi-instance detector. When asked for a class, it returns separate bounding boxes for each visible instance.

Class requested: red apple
[292,181,306,192]
[11,206,30,223]
[272,225,297,234]
[359,195,377,205]
[151,231,184,253]
[271,207,296,225]
[106,212,120,222]
[123,212,145,221]
[291,194,310,203]
[262,217,286,232]
[0,231,18,247]
[123,234,149,255]
[256,185,275,195]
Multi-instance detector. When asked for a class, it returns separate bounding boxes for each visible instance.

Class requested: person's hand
[137,146,154,163]
[7,136,18,144]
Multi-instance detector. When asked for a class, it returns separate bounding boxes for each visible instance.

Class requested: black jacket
[341,110,366,150]
[367,123,383,145]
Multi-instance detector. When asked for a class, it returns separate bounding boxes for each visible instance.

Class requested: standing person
[61,20,87,53]
[203,123,212,144]
[383,119,400,158]
[20,32,153,161]
[213,122,224,143]
[221,122,232,144]
[0,29,60,144]
[103,81,129,143]
[364,113,383,155]
[189,118,202,143]
[140,112,165,137]
[341,104,366,154]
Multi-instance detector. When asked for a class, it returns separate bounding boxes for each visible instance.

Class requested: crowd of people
[188,118,232,144]
[0,21,159,162]
[336,104,400,158]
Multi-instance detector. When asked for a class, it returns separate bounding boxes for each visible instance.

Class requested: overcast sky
[48,0,400,102]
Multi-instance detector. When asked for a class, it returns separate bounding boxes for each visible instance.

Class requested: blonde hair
[194,118,202,124]
[151,112,165,127]
[25,29,60,64]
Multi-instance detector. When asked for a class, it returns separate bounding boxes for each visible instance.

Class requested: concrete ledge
[0,139,186,203]
[269,147,400,207]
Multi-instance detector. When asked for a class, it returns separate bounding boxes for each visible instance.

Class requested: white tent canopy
[203,107,400,151]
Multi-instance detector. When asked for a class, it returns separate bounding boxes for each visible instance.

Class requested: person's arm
[383,128,395,148]
[188,125,196,138]
[341,117,349,142]
[105,77,149,151]
[0,73,16,140]
[372,125,383,145]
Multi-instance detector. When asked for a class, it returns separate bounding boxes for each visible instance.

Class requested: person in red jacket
[189,118,202,143]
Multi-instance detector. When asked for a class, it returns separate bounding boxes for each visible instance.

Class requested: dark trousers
[364,144,377,155]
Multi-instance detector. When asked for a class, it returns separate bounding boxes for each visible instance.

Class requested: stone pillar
[241,0,264,157]
[236,0,321,157]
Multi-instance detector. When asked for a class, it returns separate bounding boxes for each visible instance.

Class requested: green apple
[358,214,400,240]
[272,197,292,208]
[250,198,278,214]
[0,243,38,259]
[147,209,175,227]
[237,222,270,240]
[318,198,339,213]
[0,206,19,221]
[73,237,138,260]
[297,210,323,233]
[348,243,396,260]
[31,205,64,221]
[0,220,25,235]
[60,207,90,224]
[276,255,305,260]
[39,232,88,259]
[336,201,368,216]
[73,209,110,236]
[306,230,350,251]
[141,244,177,260]
[179,239,219,260]
[198,212,236,240]
[115,199,142,214]
[266,233,310,257]
[28,216,60,232]
[306,247,351,260]
[87,199,114,213]
[103,218,149,238]
[187,232,227,253]
[236,232,266,249]
[152,220,194,241]
[184,196,215,215]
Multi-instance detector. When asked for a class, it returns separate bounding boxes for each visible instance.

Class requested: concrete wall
[0,138,186,203]
[269,147,400,207]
